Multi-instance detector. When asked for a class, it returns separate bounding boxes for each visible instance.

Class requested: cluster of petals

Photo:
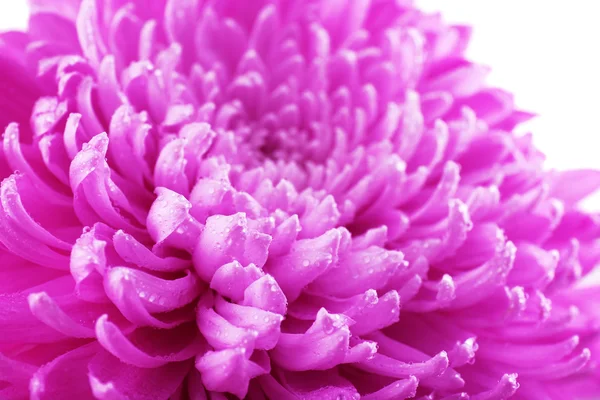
[1,0,599,398]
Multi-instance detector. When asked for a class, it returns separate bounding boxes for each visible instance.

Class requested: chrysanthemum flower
[1,0,599,398]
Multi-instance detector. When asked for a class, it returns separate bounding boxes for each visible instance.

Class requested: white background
[1,1,600,171]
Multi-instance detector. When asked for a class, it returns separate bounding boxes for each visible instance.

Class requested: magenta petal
[0,280,80,345]
[210,261,264,303]
[0,354,36,398]
[3,124,71,205]
[356,351,449,381]
[271,308,367,371]
[214,296,283,350]
[107,267,201,313]
[0,175,70,270]
[242,274,288,316]
[69,133,146,235]
[88,349,191,400]
[196,299,257,351]
[449,241,516,309]
[27,292,96,338]
[112,229,190,272]
[106,105,153,187]
[95,315,202,368]
[154,139,190,197]
[193,212,271,282]
[470,374,519,400]
[30,343,97,400]
[309,246,404,297]
[76,0,107,67]
[196,348,270,399]
[70,223,112,303]
[362,376,419,400]
[274,369,362,400]
[147,187,203,253]
[266,228,341,302]
[104,267,195,328]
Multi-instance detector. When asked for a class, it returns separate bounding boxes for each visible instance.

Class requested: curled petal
[70,223,112,303]
[449,241,516,309]
[27,292,96,338]
[147,187,203,253]
[309,246,404,298]
[271,308,371,371]
[112,229,190,272]
[106,105,154,187]
[365,331,461,389]
[108,267,201,313]
[242,274,288,316]
[154,139,190,197]
[3,123,71,205]
[356,351,449,381]
[193,213,271,282]
[196,294,257,351]
[514,349,590,381]
[76,0,107,67]
[104,267,195,328]
[195,348,270,399]
[269,214,301,257]
[508,243,558,289]
[0,175,70,270]
[471,374,519,400]
[88,350,191,400]
[477,336,580,369]
[95,316,203,368]
[70,133,146,235]
[361,376,419,400]
[266,228,341,302]
[215,296,283,350]
[210,261,265,303]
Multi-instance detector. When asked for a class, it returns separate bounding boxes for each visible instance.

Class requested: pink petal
[89,349,191,400]
[195,348,270,399]
[95,316,203,368]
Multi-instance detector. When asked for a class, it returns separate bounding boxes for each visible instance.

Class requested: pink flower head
[1,0,599,398]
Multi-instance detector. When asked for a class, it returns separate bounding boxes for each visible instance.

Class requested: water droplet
[302,259,310,267]
[149,294,157,303]
[139,291,146,299]
[270,284,278,292]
